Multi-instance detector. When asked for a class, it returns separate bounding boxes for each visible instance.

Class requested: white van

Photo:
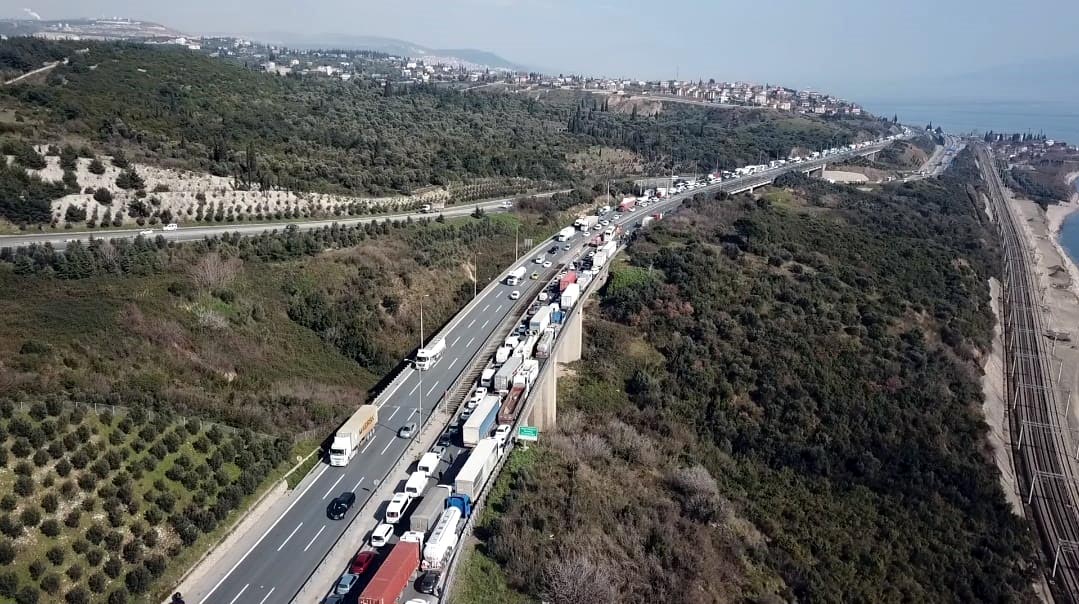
[405,472,429,498]
[385,492,411,524]
[417,452,441,476]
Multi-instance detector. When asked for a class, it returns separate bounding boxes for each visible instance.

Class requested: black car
[547,246,559,254]
[417,571,441,595]
[327,492,356,520]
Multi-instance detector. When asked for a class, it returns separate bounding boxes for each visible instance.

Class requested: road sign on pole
[517,426,539,441]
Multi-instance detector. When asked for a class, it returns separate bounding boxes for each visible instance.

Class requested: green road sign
[517,426,539,441]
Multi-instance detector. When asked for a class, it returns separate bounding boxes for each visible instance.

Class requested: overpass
[176,135,901,604]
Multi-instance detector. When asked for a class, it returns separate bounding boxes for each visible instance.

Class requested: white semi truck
[415,338,446,370]
[328,405,378,466]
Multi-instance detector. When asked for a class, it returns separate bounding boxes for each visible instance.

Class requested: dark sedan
[327,492,356,520]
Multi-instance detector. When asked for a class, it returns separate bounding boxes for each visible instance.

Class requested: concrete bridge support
[530,363,557,431]
[557,305,583,364]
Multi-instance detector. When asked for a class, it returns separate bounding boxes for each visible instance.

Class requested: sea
[1059,180,1079,265]
[862,99,1079,145]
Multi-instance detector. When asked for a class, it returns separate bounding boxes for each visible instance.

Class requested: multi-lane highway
[0,194,553,251]
[979,144,1079,601]
[187,136,899,604]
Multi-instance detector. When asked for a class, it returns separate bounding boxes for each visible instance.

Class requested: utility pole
[515,223,520,259]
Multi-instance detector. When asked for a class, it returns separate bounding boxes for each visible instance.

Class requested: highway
[189,136,899,604]
[978,143,1079,602]
[0,193,554,251]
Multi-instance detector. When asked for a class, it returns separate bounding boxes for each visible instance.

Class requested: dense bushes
[0,402,290,602]
[468,150,1034,602]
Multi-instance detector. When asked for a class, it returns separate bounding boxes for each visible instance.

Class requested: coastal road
[189,138,900,604]
[0,192,564,251]
[979,143,1079,601]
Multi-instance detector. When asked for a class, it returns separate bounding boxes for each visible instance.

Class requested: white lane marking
[277,522,303,552]
[380,439,395,455]
[376,368,415,408]
[407,382,419,396]
[452,336,460,347]
[468,319,476,329]
[361,435,378,454]
[198,464,328,604]
[322,474,345,500]
[482,304,490,312]
[447,357,459,371]
[387,406,401,421]
[303,525,326,552]
[426,382,439,397]
[256,587,275,604]
[352,477,365,492]
[227,584,249,604]
[496,304,503,313]
[409,408,418,419]
[482,319,490,329]
[467,337,474,347]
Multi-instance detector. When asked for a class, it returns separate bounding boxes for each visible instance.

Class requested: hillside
[456,151,1036,602]
[0,210,560,438]
[0,39,896,226]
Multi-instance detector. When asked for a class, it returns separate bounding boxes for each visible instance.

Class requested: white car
[494,424,512,444]
[600,220,609,226]
[533,256,544,264]
[500,200,513,208]
[162,223,179,231]
[139,229,154,236]
[592,224,602,231]
[370,523,394,547]
[509,290,520,300]
[542,261,552,268]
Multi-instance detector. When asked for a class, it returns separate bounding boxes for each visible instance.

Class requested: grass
[449,546,534,604]
[0,402,291,603]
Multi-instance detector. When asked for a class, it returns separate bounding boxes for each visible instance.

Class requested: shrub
[124,565,151,594]
[0,539,14,565]
[141,528,158,548]
[40,492,58,514]
[88,158,106,175]
[11,438,31,457]
[19,506,41,528]
[14,475,34,497]
[85,523,105,545]
[47,441,64,459]
[39,519,60,537]
[71,539,89,555]
[144,553,166,577]
[30,449,47,467]
[0,515,21,538]
[0,495,13,511]
[65,564,82,582]
[13,461,32,476]
[93,188,113,204]
[64,509,81,528]
[104,531,123,552]
[16,584,40,604]
[45,546,65,566]
[84,548,104,567]
[55,459,72,477]
[28,559,46,580]
[77,473,96,492]
[107,588,128,604]
[103,556,122,579]
[64,586,90,604]
[88,572,107,593]
[121,540,142,564]
[39,573,60,595]
[64,205,86,223]
[0,571,17,598]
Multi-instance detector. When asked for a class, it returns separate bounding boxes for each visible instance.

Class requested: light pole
[473,253,478,299]
[515,223,520,259]
[418,294,429,423]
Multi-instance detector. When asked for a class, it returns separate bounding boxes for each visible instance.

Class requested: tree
[45,546,65,566]
[115,168,144,190]
[0,540,14,565]
[88,158,106,175]
[93,188,113,204]
[110,150,129,169]
[124,565,152,594]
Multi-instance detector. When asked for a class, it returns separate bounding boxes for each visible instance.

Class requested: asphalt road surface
[194,140,897,604]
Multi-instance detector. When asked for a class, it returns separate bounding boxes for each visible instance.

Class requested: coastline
[1046,171,1079,303]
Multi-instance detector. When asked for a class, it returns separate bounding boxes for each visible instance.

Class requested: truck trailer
[328,405,378,466]
[463,395,501,446]
[454,438,500,500]
[534,328,555,359]
[560,283,581,309]
[359,540,420,604]
[410,485,453,534]
[498,360,538,424]
[529,305,553,334]
[493,356,523,392]
[421,506,463,571]
[555,226,576,242]
[574,215,599,231]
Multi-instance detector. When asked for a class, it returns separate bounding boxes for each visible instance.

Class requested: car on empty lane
[327,492,356,520]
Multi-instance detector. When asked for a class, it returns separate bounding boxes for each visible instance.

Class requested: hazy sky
[4,0,1078,101]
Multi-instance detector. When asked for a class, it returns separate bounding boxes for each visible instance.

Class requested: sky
[3,0,1079,103]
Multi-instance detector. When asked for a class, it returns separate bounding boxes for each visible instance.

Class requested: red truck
[558,271,577,293]
[359,540,420,604]
[618,199,636,212]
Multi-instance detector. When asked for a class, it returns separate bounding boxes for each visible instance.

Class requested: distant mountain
[238,32,529,71]
[0,17,185,40]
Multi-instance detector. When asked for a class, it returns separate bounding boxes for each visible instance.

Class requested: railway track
[979,143,1079,602]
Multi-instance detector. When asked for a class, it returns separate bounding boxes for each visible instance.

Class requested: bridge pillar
[557,306,583,364]
[529,364,557,431]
